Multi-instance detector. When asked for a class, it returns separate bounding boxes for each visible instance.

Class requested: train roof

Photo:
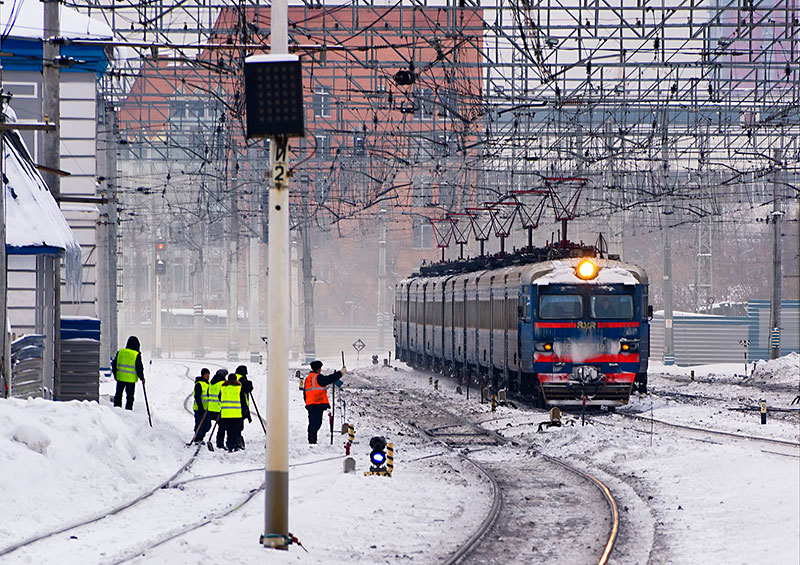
[400,253,648,288]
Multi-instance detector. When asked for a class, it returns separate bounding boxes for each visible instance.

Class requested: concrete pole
[661,110,674,365]
[769,148,782,359]
[227,198,240,361]
[301,191,316,363]
[377,207,387,349]
[42,0,61,398]
[249,237,260,362]
[96,102,119,369]
[153,261,162,358]
[0,94,8,397]
[264,0,290,548]
[192,246,205,359]
[290,233,302,360]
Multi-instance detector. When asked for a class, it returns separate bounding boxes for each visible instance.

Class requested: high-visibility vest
[114,349,139,383]
[207,381,223,413]
[304,372,329,406]
[220,383,242,419]
[193,380,209,411]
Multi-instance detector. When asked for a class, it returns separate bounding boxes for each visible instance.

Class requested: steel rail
[539,453,620,565]
[407,393,619,565]
[618,412,800,450]
[0,360,220,559]
[0,444,202,559]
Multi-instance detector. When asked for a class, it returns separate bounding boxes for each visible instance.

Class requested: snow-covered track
[614,412,800,457]
[0,360,254,563]
[0,444,203,560]
[349,376,621,565]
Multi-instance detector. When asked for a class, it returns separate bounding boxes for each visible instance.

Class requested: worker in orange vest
[303,360,346,444]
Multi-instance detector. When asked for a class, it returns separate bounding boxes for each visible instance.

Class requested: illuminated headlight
[620,340,639,352]
[576,259,598,280]
[535,342,554,352]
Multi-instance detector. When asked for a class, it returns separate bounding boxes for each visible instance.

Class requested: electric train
[394,245,650,407]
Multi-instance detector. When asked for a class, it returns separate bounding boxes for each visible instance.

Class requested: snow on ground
[0,354,797,564]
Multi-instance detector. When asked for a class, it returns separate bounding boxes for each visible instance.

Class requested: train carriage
[395,247,650,407]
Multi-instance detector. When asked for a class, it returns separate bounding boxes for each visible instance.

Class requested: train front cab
[524,259,650,407]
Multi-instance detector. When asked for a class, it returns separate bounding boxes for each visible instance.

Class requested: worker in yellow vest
[191,368,211,443]
[233,365,253,449]
[111,336,145,410]
[219,373,247,452]
[208,368,226,448]
[304,360,346,444]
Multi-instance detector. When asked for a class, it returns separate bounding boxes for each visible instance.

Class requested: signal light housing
[576,259,598,280]
[369,436,388,471]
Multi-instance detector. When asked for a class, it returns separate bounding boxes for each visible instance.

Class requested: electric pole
[42,0,61,397]
[769,148,783,360]
[1,92,9,397]
[301,189,315,363]
[661,109,674,365]
[377,207,387,349]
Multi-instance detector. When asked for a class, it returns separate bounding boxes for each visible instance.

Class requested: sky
[0,353,797,564]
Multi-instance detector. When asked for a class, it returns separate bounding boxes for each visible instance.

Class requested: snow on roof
[0,0,114,40]
[3,107,82,297]
[534,260,639,286]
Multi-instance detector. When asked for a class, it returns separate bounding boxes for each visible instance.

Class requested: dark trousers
[193,411,212,442]
[220,418,244,451]
[306,405,326,444]
[113,381,136,410]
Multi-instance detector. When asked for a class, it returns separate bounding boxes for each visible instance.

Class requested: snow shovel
[142,380,153,428]
[207,417,220,452]
[186,410,210,446]
[248,392,267,434]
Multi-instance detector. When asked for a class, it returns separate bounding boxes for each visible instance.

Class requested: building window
[413,181,435,207]
[414,88,433,121]
[412,217,433,248]
[438,89,459,119]
[313,86,331,118]
[315,134,331,159]
[434,133,449,157]
[353,135,365,156]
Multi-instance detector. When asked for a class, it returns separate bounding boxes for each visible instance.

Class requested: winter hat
[235,365,248,376]
[201,368,210,376]
[126,336,141,351]
[310,360,323,372]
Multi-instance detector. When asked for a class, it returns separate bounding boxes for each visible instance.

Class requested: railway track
[0,360,265,564]
[612,411,800,458]
[347,378,621,565]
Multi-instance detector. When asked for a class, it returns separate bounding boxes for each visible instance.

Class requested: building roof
[3,106,82,295]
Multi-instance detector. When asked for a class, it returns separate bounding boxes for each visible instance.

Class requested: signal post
[243,0,304,549]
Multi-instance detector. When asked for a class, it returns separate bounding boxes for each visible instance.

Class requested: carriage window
[591,295,634,320]
[539,295,583,319]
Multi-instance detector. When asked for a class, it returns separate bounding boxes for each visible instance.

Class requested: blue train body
[395,249,650,407]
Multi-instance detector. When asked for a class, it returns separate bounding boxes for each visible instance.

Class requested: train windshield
[539,295,583,319]
[590,295,634,319]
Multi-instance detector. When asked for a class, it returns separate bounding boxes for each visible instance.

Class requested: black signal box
[244,55,305,138]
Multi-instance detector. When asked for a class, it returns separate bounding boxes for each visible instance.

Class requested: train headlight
[620,340,639,352]
[535,342,554,352]
[576,259,598,280]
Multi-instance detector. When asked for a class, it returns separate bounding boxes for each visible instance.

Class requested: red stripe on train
[596,321,640,328]
[534,322,577,329]
[534,353,640,363]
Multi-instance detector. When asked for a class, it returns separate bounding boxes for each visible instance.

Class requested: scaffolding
[69,0,797,339]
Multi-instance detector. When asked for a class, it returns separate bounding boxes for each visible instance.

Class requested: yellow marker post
[386,442,394,476]
[760,400,767,425]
